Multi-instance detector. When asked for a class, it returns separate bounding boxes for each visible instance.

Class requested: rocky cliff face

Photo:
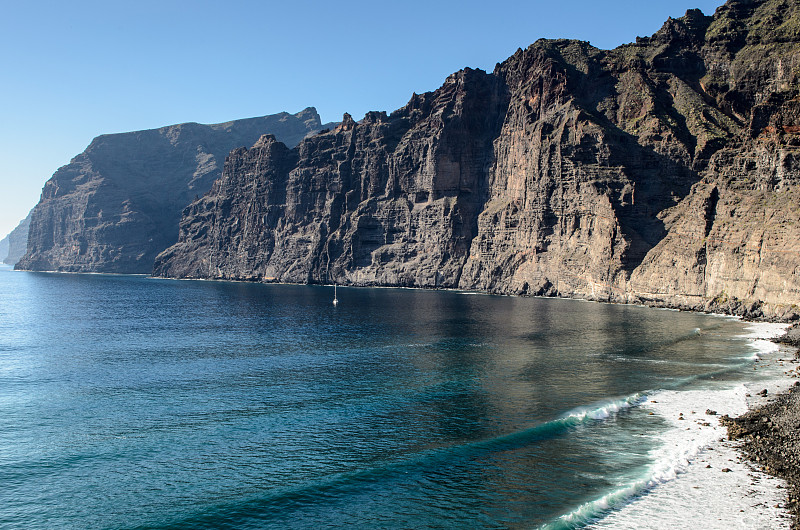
[155,70,508,286]
[155,0,800,319]
[625,0,800,318]
[16,108,331,273]
[0,233,8,265]
[2,210,32,265]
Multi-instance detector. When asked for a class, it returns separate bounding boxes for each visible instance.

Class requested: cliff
[118,1,800,319]
[155,0,800,319]
[16,108,332,273]
[2,210,32,265]
[154,72,507,285]
[153,0,800,319]
[0,233,7,265]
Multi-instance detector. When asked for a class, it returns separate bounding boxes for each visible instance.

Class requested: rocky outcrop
[723,383,800,526]
[157,0,800,319]
[16,108,332,273]
[2,210,32,265]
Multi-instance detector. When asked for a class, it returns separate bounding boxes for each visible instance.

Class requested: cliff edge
[1,210,32,265]
[154,0,800,320]
[16,108,329,273]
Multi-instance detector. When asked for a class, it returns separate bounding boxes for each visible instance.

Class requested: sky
[0,0,727,238]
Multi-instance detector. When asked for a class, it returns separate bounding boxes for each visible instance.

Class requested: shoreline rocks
[723,332,800,528]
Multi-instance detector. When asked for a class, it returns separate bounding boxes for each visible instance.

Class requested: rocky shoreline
[724,323,800,529]
[777,325,800,349]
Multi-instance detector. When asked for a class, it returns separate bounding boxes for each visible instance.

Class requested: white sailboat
[333,283,338,306]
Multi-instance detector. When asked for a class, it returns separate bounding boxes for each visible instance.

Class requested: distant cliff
[16,108,332,273]
[154,0,800,320]
[0,233,7,265]
[2,211,32,265]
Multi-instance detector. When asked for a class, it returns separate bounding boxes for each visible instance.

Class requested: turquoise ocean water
[0,266,780,528]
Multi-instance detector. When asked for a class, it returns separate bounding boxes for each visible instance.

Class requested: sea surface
[0,266,788,529]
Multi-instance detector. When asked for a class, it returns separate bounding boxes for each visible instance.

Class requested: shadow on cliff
[549,41,707,274]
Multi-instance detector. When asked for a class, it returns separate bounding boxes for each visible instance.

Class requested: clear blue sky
[0,0,726,238]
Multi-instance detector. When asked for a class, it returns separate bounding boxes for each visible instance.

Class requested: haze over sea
[0,266,790,528]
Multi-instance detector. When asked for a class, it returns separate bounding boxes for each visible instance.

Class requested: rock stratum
[16,108,330,273]
[153,0,800,319]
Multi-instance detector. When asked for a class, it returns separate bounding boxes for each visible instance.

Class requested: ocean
[0,266,791,529]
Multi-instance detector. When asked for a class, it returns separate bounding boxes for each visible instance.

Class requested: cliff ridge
[17,108,331,273]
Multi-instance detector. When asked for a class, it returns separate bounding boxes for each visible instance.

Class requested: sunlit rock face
[53,0,800,319]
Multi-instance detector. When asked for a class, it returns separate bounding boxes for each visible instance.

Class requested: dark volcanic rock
[16,108,330,273]
[155,70,507,285]
[779,324,800,348]
[723,385,800,528]
[154,0,800,319]
[0,234,7,265]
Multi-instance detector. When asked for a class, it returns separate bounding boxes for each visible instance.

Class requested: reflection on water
[0,269,757,529]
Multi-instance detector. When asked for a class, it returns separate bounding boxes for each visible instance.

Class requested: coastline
[8,266,800,526]
[10,262,799,324]
[722,323,800,528]
[588,321,799,529]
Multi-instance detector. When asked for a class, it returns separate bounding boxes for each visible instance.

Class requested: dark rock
[778,324,800,348]
[154,70,506,284]
[151,0,800,321]
[723,386,800,527]
[706,409,717,415]
[17,108,332,274]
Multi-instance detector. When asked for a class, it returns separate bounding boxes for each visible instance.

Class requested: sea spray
[561,393,648,422]
[551,322,794,529]
[544,386,752,529]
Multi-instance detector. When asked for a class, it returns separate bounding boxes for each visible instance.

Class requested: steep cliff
[2,210,32,265]
[155,70,507,286]
[0,233,7,266]
[16,108,331,273]
[158,0,800,319]
[626,0,800,318]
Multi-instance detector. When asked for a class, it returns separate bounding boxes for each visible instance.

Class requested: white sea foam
[741,322,788,360]
[562,394,647,422]
[542,321,796,529]
[586,385,790,529]
[584,321,796,529]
